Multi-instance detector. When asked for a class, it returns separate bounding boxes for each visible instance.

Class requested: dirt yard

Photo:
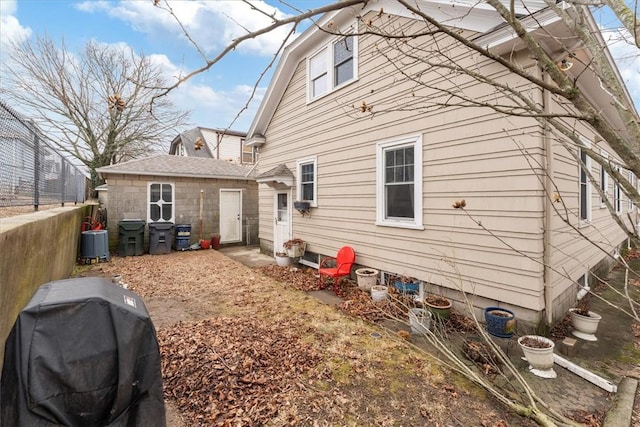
[73,250,542,427]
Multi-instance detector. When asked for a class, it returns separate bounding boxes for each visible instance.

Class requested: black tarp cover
[1,277,166,426]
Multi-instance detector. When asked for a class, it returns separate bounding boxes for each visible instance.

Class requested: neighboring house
[245,1,639,325]
[169,127,256,165]
[96,155,258,251]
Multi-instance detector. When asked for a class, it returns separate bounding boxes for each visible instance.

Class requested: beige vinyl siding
[538,83,633,321]
[257,14,550,314]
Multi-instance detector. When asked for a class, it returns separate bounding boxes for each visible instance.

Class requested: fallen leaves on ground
[158,317,322,427]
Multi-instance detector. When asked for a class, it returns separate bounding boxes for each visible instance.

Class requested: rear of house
[246,1,637,325]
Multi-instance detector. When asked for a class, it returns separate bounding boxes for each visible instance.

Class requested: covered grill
[1,277,165,426]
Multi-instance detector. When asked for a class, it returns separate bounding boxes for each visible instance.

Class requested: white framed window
[376,135,423,229]
[579,146,592,222]
[628,171,635,212]
[296,157,317,206]
[148,182,175,223]
[307,33,357,101]
[599,149,608,208]
[241,139,255,164]
[614,165,622,214]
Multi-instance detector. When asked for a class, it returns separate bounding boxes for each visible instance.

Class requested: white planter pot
[355,268,379,291]
[569,308,602,341]
[409,308,431,335]
[370,285,388,302]
[285,243,305,258]
[517,335,556,377]
[275,254,291,267]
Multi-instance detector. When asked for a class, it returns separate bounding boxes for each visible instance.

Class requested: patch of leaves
[158,317,322,426]
[257,265,319,291]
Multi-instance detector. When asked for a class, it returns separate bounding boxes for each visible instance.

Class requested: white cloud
[0,0,31,54]
[76,0,296,57]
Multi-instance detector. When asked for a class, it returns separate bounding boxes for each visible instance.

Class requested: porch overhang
[256,164,293,188]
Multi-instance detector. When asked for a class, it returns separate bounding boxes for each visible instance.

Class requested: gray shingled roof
[97,155,256,180]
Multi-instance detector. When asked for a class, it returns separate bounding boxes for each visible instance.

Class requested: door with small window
[273,191,290,254]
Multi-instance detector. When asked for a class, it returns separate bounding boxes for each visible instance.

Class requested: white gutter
[554,354,618,393]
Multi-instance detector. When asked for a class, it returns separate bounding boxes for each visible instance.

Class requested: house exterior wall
[103,173,258,251]
[200,129,246,163]
[255,11,634,325]
[257,14,549,322]
[544,98,633,321]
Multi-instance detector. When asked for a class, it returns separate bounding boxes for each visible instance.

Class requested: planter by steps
[569,308,602,341]
[275,253,291,267]
[517,335,556,378]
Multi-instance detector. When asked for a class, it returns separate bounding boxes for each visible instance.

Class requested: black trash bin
[118,220,145,256]
[1,277,165,426]
[175,224,191,250]
[149,222,174,255]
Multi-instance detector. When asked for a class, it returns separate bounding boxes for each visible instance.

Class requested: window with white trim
[148,182,175,223]
[376,135,423,229]
[614,166,622,214]
[297,157,317,206]
[579,147,592,222]
[599,150,608,208]
[308,34,356,100]
[628,171,635,212]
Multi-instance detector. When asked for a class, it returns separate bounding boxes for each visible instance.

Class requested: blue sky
[1,0,639,133]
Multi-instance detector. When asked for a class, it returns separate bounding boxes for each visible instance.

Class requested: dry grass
[74,250,532,426]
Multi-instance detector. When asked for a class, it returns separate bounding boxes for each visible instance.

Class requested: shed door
[273,191,290,255]
[220,189,242,243]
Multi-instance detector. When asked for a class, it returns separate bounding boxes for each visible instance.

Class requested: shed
[97,155,258,252]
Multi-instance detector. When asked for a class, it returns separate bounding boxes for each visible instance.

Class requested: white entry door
[273,191,290,254]
[220,189,242,243]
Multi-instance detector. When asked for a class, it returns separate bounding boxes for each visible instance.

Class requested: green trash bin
[149,222,174,255]
[118,220,145,256]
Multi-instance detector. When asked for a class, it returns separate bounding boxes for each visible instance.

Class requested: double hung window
[297,157,317,206]
[579,147,591,222]
[376,135,423,229]
[308,34,356,100]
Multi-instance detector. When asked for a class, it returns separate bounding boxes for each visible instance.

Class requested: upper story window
[148,182,174,223]
[241,139,255,164]
[297,157,317,206]
[308,34,357,101]
[376,135,423,229]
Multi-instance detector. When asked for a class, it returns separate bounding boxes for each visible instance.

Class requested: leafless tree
[148,1,639,425]
[1,36,190,189]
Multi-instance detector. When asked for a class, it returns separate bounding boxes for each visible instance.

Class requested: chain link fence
[0,101,87,208]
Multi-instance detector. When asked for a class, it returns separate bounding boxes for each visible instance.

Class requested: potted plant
[275,250,291,267]
[569,300,602,341]
[517,335,556,378]
[355,268,379,291]
[370,285,388,302]
[283,238,306,258]
[392,275,420,294]
[484,306,516,338]
[424,294,452,320]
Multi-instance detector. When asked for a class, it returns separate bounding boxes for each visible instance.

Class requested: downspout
[542,71,554,326]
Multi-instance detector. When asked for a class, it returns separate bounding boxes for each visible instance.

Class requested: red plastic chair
[317,246,356,296]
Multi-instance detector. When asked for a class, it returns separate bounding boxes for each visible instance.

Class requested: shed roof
[97,155,256,180]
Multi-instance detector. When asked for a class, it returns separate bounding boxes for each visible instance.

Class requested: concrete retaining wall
[0,205,90,366]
